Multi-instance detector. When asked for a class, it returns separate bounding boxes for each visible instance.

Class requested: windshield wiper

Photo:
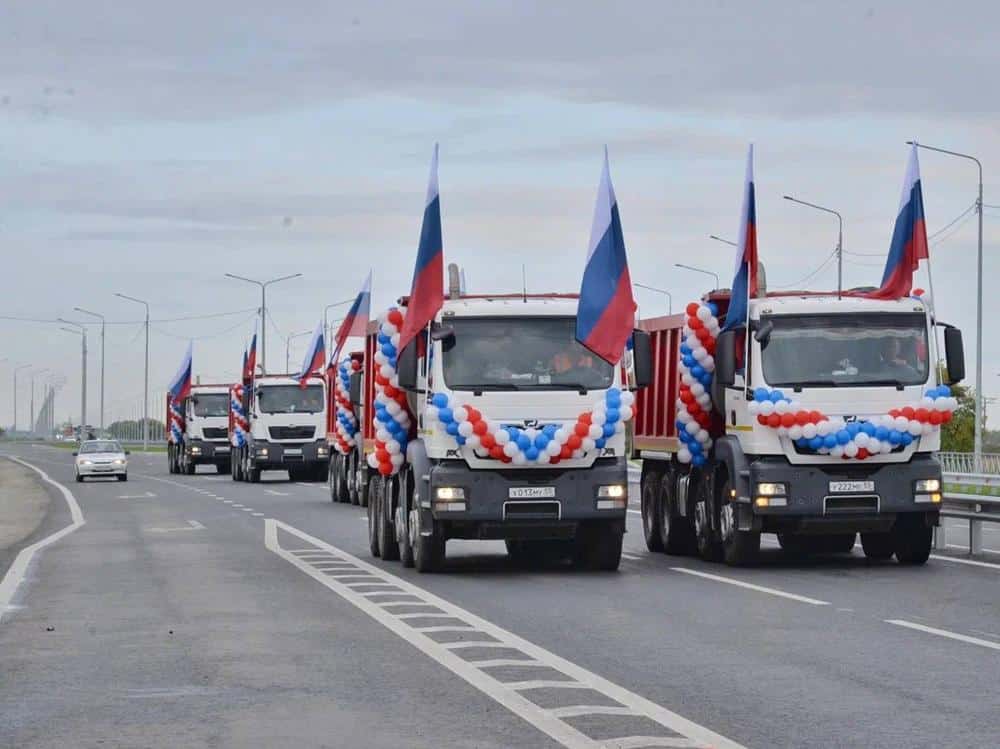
[469,383,521,395]
[857,378,907,390]
[542,383,590,394]
[790,379,840,390]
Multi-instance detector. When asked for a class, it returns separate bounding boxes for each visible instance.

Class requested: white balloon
[572,449,585,459]
[774,401,789,415]
[922,397,935,407]
[681,373,695,387]
[685,421,700,435]
[495,430,510,445]
[379,364,393,379]
[620,391,635,407]
[759,401,775,416]
[696,393,711,407]
[788,425,803,440]
[376,428,390,443]
[802,423,817,439]
[524,427,538,440]
[696,305,711,321]
[582,437,596,452]
[386,440,400,455]
[380,322,396,336]
[696,429,710,443]
[458,421,474,437]
[893,416,909,431]
[619,406,633,421]
[385,400,401,416]
[535,452,550,463]
[554,428,569,444]
[677,409,693,424]
[391,333,400,347]
[843,442,859,458]
[503,441,519,457]
[747,400,760,415]
[374,351,387,365]
[588,424,603,440]
[390,452,405,466]
[816,420,830,437]
[777,426,788,437]
[546,441,561,456]
[591,409,607,426]
[466,435,481,449]
[854,432,870,447]
[908,420,923,436]
[678,447,692,463]
[690,382,705,397]
[512,453,527,465]
[367,453,379,469]
[830,445,844,458]
[453,407,469,423]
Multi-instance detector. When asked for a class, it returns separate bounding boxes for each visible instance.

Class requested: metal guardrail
[937,452,1000,474]
[938,471,1000,554]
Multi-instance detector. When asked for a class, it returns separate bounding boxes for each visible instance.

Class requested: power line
[772,248,839,289]
[928,201,977,241]
[151,311,258,341]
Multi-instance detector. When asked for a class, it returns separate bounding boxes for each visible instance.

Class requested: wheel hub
[694,501,707,535]
[720,503,735,542]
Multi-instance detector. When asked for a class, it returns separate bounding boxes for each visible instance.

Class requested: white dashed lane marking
[266,519,743,749]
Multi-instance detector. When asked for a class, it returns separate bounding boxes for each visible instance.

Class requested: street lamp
[224,273,302,373]
[74,307,106,431]
[324,298,354,348]
[114,293,150,451]
[783,195,844,298]
[13,364,30,437]
[285,330,313,374]
[674,263,720,290]
[909,141,984,467]
[709,235,737,247]
[633,282,673,315]
[59,322,88,433]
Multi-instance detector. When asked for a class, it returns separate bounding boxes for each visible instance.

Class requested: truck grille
[269,426,315,440]
[203,427,228,439]
[824,495,879,514]
[503,501,561,521]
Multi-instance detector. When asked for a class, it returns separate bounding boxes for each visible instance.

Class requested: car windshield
[441,316,614,391]
[760,312,929,388]
[80,441,122,454]
[257,384,324,413]
[191,393,229,417]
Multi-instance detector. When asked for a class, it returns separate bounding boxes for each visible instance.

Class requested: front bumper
[746,454,941,533]
[77,462,127,476]
[186,440,232,464]
[249,439,330,470]
[427,457,628,540]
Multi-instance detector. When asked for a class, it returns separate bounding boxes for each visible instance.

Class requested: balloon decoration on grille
[426,388,635,465]
[366,308,414,477]
[332,357,361,455]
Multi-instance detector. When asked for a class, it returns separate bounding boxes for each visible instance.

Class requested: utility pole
[115,294,150,450]
[783,195,844,298]
[74,307,106,432]
[225,273,302,373]
[286,330,312,374]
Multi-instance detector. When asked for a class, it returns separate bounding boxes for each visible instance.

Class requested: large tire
[577,522,624,571]
[396,468,415,568]
[357,455,370,508]
[694,477,723,563]
[660,471,698,556]
[168,446,176,474]
[861,532,895,560]
[414,508,445,573]
[247,463,261,483]
[336,455,351,502]
[894,516,932,565]
[328,455,339,502]
[379,475,400,561]
[76,472,83,483]
[641,469,664,552]
[719,474,759,566]
[367,475,382,558]
[118,474,128,482]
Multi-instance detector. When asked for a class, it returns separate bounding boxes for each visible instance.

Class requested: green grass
[944,482,1000,497]
[46,441,168,454]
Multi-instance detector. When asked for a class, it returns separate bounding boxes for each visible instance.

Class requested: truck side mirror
[715,330,737,387]
[349,372,362,406]
[632,330,652,389]
[944,327,965,384]
[397,341,418,390]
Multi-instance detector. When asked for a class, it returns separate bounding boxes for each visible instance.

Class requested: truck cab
[235,374,330,483]
[170,384,233,475]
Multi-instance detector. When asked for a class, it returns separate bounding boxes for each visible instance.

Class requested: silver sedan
[74,440,129,482]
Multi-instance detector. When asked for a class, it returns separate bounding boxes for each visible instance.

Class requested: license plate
[829,480,875,493]
[285,448,302,456]
[216,446,230,454]
[509,486,556,498]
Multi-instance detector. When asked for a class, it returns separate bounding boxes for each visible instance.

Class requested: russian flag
[297,321,325,388]
[168,342,193,404]
[398,144,444,351]
[868,144,929,300]
[575,149,637,365]
[722,144,759,332]
[243,327,257,385]
[331,270,372,364]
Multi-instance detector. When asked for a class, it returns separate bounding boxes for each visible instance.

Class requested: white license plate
[509,486,556,499]
[285,448,302,456]
[216,446,230,454]
[829,480,875,493]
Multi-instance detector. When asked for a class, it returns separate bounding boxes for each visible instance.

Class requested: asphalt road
[1,444,998,749]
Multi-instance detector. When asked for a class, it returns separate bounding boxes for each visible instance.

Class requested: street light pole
[74,307,106,432]
[633,282,673,315]
[13,364,30,437]
[908,141,984,468]
[114,294,150,450]
[708,235,738,247]
[225,273,302,374]
[285,330,313,374]
[324,298,354,350]
[783,195,844,298]
[59,323,87,433]
[674,263,720,290]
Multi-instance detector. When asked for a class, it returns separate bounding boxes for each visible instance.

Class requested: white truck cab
[172,384,232,475]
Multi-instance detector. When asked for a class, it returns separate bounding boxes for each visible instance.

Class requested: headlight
[755,482,787,497]
[597,485,626,498]
[190,445,202,454]
[114,459,126,465]
[317,446,329,456]
[80,460,93,466]
[915,478,940,493]
[436,487,465,500]
[257,447,269,457]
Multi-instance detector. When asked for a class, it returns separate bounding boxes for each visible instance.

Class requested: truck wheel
[414,511,445,573]
[577,522,624,571]
[860,532,894,560]
[247,462,261,483]
[367,475,383,558]
[396,468,415,567]
[168,446,175,474]
[379,475,400,561]
[640,469,664,552]
[357,457,369,508]
[660,471,697,556]
[893,516,932,565]
[694,479,723,563]
[328,455,339,502]
[719,475,759,566]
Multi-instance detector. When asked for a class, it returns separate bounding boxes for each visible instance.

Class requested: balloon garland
[229,384,248,448]
[331,357,361,455]
[426,388,635,465]
[366,308,414,477]
[169,400,185,445]
[676,301,720,466]
[748,386,958,460]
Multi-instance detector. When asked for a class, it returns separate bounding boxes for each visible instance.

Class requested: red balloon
[767,413,781,428]
[687,402,700,416]
[579,412,592,425]
[686,302,700,316]
[473,420,488,436]
[780,413,795,428]
[695,327,710,342]
[387,309,404,327]
[941,410,953,423]
[574,422,590,437]
[901,407,915,420]
[680,390,694,404]
[500,454,512,464]
[560,445,573,459]
[705,340,716,354]
[795,411,810,426]
[809,411,823,424]
[929,411,942,425]
[489,445,505,460]
[757,414,769,426]
[480,433,496,449]
[857,448,869,460]
[889,409,899,419]
[465,407,481,422]
[915,408,930,423]
[383,384,398,398]
[697,413,713,429]
[567,434,582,450]
[378,463,392,476]
[375,449,390,463]
[688,317,703,330]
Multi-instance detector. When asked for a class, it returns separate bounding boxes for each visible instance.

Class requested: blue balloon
[432,392,449,408]
[602,423,615,438]
[606,390,621,407]
[388,357,397,369]
[377,334,390,345]
[938,385,952,397]
[861,422,876,436]
[770,390,785,403]
[516,433,532,451]
[506,427,521,442]
[606,408,620,423]
[707,302,719,316]
[691,365,705,379]
[524,446,539,460]
[700,373,713,387]
[754,388,770,403]
[692,454,706,467]
[446,422,460,436]
[381,343,396,357]
[683,355,695,368]
[836,429,851,445]
[925,388,938,399]
[543,424,559,438]
[595,438,607,449]
[846,422,860,437]
[455,435,466,446]
[437,407,453,423]
[689,440,702,454]
[900,432,913,446]
[534,434,549,449]
[888,430,902,445]
[875,426,889,441]
[809,436,824,450]
[823,434,838,449]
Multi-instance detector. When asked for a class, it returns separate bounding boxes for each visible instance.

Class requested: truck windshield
[191,393,229,417]
[760,312,929,388]
[257,385,324,413]
[441,316,614,391]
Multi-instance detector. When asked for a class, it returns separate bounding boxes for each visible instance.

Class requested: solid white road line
[669,567,830,606]
[264,489,290,496]
[886,619,1000,652]
[944,542,1000,554]
[930,554,1000,571]
[1,457,86,622]
[267,519,744,749]
[146,520,206,534]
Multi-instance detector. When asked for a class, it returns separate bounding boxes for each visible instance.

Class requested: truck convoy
[634,287,964,566]
[166,384,233,475]
[338,268,650,573]
[229,373,330,483]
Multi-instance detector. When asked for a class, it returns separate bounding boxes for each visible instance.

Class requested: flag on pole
[167,342,193,404]
[331,271,372,364]
[868,144,929,299]
[398,144,444,351]
[575,148,636,364]
[297,321,326,388]
[722,144,759,331]
[243,326,258,385]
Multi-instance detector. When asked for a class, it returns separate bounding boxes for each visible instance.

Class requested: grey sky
[2,1,999,428]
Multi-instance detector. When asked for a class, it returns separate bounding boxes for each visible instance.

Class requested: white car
[74,440,129,482]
